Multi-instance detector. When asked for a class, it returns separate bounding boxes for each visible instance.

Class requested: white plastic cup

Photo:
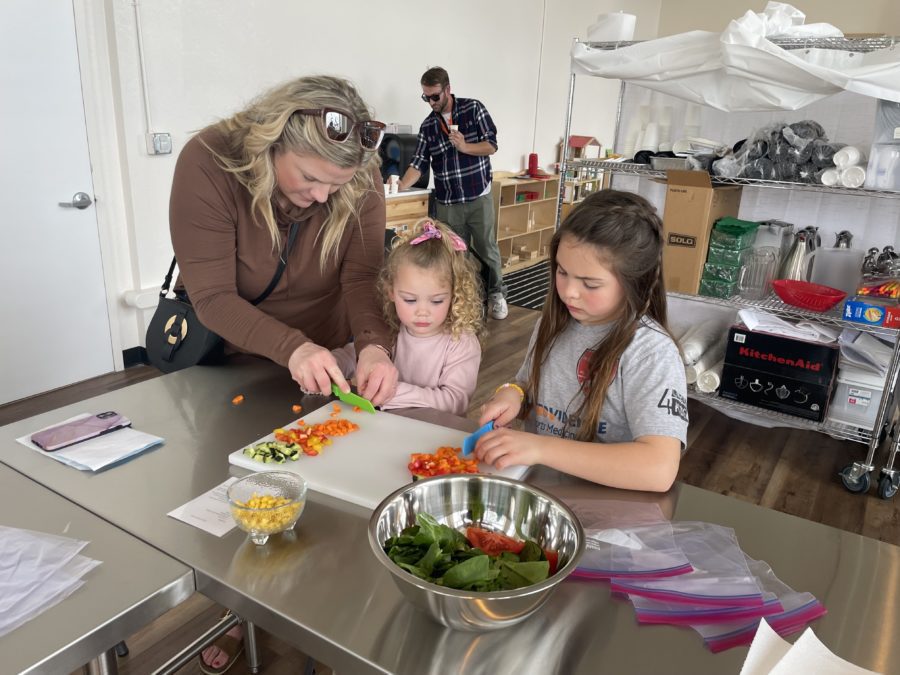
[449,124,459,133]
[834,146,867,169]
[841,165,867,188]
[820,168,840,186]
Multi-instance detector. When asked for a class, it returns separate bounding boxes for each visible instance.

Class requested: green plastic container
[699,278,737,299]
[710,217,759,250]
[703,262,742,283]
[707,243,749,266]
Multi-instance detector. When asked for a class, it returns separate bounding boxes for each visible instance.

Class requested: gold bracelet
[495,382,525,402]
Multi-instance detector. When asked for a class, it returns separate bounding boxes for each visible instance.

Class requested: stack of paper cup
[832,146,867,188]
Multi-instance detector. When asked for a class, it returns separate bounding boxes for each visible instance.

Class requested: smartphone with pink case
[31,412,132,451]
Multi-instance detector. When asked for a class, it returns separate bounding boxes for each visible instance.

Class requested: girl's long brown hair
[527,190,670,441]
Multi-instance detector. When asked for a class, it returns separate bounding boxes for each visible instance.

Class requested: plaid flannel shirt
[409,96,498,205]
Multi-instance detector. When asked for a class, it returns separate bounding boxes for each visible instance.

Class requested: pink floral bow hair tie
[409,220,467,251]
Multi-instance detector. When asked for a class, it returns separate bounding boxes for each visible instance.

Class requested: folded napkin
[741,620,881,675]
[738,310,839,344]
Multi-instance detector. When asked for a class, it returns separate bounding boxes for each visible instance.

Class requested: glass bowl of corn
[227,471,307,545]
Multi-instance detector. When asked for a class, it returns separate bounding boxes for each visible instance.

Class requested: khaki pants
[434,194,507,297]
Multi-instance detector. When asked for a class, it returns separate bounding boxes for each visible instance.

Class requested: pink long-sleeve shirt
[381,328,482,416]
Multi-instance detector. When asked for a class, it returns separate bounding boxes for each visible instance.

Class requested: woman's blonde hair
[528,190,670,442]
[202,75,380,268]
[378,219,485,341]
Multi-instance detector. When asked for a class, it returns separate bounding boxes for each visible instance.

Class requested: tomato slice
[465,527,526,556]
[544,549,559,575]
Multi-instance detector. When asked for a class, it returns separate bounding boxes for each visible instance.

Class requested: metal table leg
[83,648,118,675]
[244,620,261,674]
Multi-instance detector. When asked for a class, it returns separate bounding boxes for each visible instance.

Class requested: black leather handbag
[146,223,299,373]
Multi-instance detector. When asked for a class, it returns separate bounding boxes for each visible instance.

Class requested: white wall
[78,0,664,359]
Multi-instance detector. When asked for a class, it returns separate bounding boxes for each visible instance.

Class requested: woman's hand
[478,387,523,428]
[474,427,544,470]
[288,342,349,396]
[355,345,398,406]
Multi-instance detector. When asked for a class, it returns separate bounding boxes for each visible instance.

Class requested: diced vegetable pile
[408,447,479,479]
[243,412,360,463]
[382,513,559,592]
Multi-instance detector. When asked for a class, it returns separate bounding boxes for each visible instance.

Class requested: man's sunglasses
[294,108,385,151]
[421,89,445,103]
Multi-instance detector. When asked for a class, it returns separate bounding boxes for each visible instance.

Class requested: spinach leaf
[518,540,543,562]
[440,554,493,589]
[498,560,550,589]
[416,542,442,577]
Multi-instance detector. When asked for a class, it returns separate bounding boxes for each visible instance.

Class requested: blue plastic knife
[462,421,494,456]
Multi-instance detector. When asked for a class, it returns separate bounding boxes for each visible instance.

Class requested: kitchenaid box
[719,325,839,421]
[661,171,743,294]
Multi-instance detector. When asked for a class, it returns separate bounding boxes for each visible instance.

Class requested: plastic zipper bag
[573,521,693,580]
[610,522,764,604]
[627,591,783,625]
[693,556,826,652]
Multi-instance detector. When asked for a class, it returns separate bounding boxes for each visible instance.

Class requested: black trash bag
[741,158,776,180]
[768,137,793,163]
[774,161,800,182]
[810,140,846,168]
[796,162,819,183]
[785,141,814,164]
[744,137,770,160]
[788,120,827,141]
[632,150,654,165]
[688,153,717,172]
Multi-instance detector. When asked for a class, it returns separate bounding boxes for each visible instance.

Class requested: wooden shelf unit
[384,192,429,234]
[492,176,559,271]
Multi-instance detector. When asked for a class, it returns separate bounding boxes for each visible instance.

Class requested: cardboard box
[661,171,742,294]
[842,296,900,329]
[718,325,838,422]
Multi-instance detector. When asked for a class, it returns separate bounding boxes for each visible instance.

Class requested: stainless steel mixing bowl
[369,474,585,631]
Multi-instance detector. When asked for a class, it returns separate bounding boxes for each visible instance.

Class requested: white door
[0,0,114,404]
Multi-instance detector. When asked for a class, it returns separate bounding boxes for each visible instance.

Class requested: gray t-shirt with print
[515,317,688,448]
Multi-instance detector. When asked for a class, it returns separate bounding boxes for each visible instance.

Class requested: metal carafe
[779,230,814,281]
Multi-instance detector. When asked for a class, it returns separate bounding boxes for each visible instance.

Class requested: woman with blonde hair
[169,76,398,414]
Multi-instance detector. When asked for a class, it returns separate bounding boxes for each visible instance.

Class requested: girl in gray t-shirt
[476,190,688,492]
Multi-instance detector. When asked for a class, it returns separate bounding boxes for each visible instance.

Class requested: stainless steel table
[0,464,193,675]
[1,358,898,674]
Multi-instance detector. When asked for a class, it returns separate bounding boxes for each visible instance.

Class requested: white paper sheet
[17,414,164,471]
[742,620,882,675]
[167,478,238,537]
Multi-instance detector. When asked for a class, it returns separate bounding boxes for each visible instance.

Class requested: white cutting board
[228,401,528,510]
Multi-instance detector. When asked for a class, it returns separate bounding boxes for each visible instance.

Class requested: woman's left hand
[355,345,398,406]
[474,427,544,470]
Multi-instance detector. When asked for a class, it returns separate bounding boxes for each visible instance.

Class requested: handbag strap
[159,221,300,306]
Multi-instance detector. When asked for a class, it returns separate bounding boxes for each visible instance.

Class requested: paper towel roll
[696,360,725,393]
[587,12,636,42]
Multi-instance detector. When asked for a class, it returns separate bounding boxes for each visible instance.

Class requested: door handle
[59,192,93,209]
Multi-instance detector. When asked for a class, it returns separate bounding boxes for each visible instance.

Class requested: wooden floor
[7,304,898,674]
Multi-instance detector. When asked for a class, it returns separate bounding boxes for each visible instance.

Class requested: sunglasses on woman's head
[421,90,445,103]
[294,108,385,151]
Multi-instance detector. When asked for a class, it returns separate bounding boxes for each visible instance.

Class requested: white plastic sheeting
[572,2,900,112]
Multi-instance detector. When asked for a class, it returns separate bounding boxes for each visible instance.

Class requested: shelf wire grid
[570,159,900,201]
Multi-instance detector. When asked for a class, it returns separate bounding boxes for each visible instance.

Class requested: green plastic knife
[331,383,376,413]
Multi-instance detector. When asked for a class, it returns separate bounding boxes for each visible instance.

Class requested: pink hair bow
[409,220,467,251]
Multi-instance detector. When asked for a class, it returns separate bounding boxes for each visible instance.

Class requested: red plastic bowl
[772,279,846,311]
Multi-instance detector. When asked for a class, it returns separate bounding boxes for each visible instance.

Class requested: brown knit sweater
[169,128,391,367]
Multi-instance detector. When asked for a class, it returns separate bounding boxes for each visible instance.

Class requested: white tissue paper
[738,310,839,344]
[571,2,900,112]
[0,526,101,638]
[839,330,895,376]
[741,619,881,675]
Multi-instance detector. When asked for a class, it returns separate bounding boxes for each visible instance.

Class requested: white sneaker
[489,293,509,320]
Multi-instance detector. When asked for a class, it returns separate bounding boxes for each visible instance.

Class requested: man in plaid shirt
[398,67,508,320]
